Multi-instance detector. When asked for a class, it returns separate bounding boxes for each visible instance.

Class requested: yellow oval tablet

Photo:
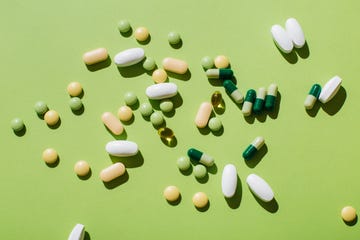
[195,102,212,128]
[101,112,124,135]
[162,57,188,74]
[100,162,126,182]
[82,48,108,65]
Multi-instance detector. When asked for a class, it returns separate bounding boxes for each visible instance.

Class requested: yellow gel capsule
[152,69,168,83]
[44,110,60,126]
[100,162,126,182]
[42,148,58,164]
[195,102,212,128]
[162,57,188,74]
[214,55,230,68]
[192,192,208,208]
[101,112,124,135]
[82,48,108,65]
[163,186,180,202]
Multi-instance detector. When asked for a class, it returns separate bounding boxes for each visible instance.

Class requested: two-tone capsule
[242,89,256,116]
[304,84,321,110]
[242,136,265,160]
[187,148,214,167]
[265,83,278,110]
[253,87,266,114]
[206,68,233,79]
[223,80,244,104]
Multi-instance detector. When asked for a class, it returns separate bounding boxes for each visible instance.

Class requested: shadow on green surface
[86,56,112,72]
[128,100,140,110]
[84,231,91,240]
[245,144,268,168]
[167,69,191,81]
[179,164,193,176]
[137,34,151,45]
[344,215,358,226]
[208,163,218,174]
[109,151,144,168]
[251,191,279,213]
[225,175,242,209]
[119,27,133,38]
[268,91,281,119]
[306,100,321,117]
[295,41,310,59]
[14,126,27,137]
[103,171,129,189]
[195,200,210,212]
[167,194,182,206]
[46,157,60,168]
[211,125,224,136]
[47,118,61,129]
[71,105,85,116]
[117,61,145,78]
[321,86,347,115]
[120,114,135,125]
[169,39,183,49]
[195,171,209,184]
[77,168,92,181]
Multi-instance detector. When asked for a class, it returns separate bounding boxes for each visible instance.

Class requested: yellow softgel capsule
[214,55,230,68]
[44,110,60,126]
[67,82,83,97]
[134,27,149,42]
[117,106,133,122]
[163,186,180,202]
[192,192,209,208]
[152,69,168,83]
[74,160,90,177]
[42,148,58,164]
[341,206,357,222]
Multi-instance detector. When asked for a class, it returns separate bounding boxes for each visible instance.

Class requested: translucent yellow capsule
[158,127,176,146]
[211,91,222,108]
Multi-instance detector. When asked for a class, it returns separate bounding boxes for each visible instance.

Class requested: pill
[194,102,212,128]
[145,82,178,100]
[222,164,237,198]
[223,80,244,104]
[105,140,138,157]
[242,89,256,116]
[162,57,188,74]
[67,82,83,97]
[142,57,156,71]
[124,91,138,106]
[114,48,145,67]
[201,56,214,69]
[100,162,126,182]
[134,27,149,42]
[206,68,233,79]
[214,55,230,68]
[271,24,293,53]
[168,31,181,45]
[163,186,180,202]
[159,99,173,112]
[82,48,109,65]
[192,192,209,208]
[253,87,267,114]
[208,117,222,132]
[264,83,278,110]
[139,102,153,117]
[211,91,223,108]
[187,148,214,167]
[246,173,274,202]
[34,101,48,116]
[341,206,357,222]
[68,223,85,240]
[117,106,133,122]
[118,20,131,33]
[318,75,342,104]
[194,164,207,179]
[69,97,83,111]
[11,118,24,132]
[285,18,305,48]
[152,69,168,83]
[101,112,124,135]
[177,156,191,171]
[158,127,175,144]
[150,111,164,126]
[304,84,321,110]
[74,160,90,177]
[243,136,265,160]
[42,148,58,164]
[44,110,60,126]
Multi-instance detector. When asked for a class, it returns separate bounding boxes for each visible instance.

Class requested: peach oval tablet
[195,102,212,128]
[100,162,126,182]
[82,48,108,65]
[162,57,188,74]
[101,112,124,135]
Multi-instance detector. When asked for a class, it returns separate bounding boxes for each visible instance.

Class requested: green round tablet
[168,31,181,45]
[34,101,48,115]
[124,91,138,106]
[150,112,164,126]
[193,164,207,179]
[69,97,83,111]
[160,100,173,113]
[139,102,153,117]
[143,57,156,71]
[201,56,214,69]
[177,156,191,171]
[11,118,24,132]
[208,117,222,132]
[118,20,131,33]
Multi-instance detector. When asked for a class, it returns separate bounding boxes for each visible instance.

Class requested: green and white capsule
[304,84,321,110]
[242,136,265,160]
[187,148,214,167]
[253,87,267,114]
[265,83,278,110]
[242,89,256,116]
[206,68,233,79]
[223,80,244,103]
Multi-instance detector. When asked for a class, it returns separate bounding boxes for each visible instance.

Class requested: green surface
[1,0,360,239]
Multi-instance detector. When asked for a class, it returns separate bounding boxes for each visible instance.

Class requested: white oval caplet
[271,24,293,53]
[68,224,85,240]
[145,82,178,100]
[106,140,138,157]
[285,18,305,48]
[319,75,342,104]
[246,173,274,202]
[221,164,237,198]
[114,48,145,67]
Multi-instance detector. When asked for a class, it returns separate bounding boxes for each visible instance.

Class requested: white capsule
[271,24,294,53]
[221,164,237,198]
[285,18,305,48]
[68,224,85,240]
[105,140,138,157]
[246,173,274,202]
[319,76,342,104]
[114,48,145,67]
[145,83,178,100]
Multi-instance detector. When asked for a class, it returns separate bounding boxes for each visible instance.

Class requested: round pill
[69,97,83,111]
[341,206,357,222]
[74,160,90,177]
[150,112,164,126]
[139,102,153,117]
[201,56,214,69]
[134,27,149,42]
[44,110,60,126]
[34,101,48,115]
[67,82,83,97]
[177,156,191,171]
[152,69,168,83]
[11,118,24,132]
[208,117,222,132]
[117,106,133,122]
[160,100,173,112]
[214,55,230,68]
[163,185,180,202]
[118,20,131,33]
[193,165,207,179]
[124,91,138,106]
[143,57,156,71]
[192,192,209,208]
[168,31,181,45]
[42,148,58,164]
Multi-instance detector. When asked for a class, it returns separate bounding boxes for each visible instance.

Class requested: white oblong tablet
[145,82,178,100]
[221,164,237,198]
[68,224,85,240]
[319,75,342,104]
[246,173,274,202]
[114,48,145,67]
[285,18,305,48]
[105,140,138,157]
[271,24,294,53]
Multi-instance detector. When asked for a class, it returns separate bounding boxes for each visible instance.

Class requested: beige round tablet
[67,82,83,97]
[42,148,58,164]
[117,106,133,122]
[134,27,149,42]
[44,110,60,126]
[152,69,168,83]
[214,55,230,68]
[341,206,357,222]
[74,160,90,177]
[192,192,208,208]
[163,186,180,202]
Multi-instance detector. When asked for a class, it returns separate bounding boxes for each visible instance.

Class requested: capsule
[253,87,267,113]
[242,89,256,116]
[194,102,212,128]
[242,136,265,160]
[318,75,342,104]
[206,68,233,79]
[223,80,243,104]
[304,84,321,110]
[101,112,124,135]
[162,57,188,74]
[211,91,223,108]
[264,83,278,110]
[100,162,126,182]
[82,48,108,65]
[187,148,214,167]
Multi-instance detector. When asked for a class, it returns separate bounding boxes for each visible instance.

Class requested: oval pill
[145,83,178,100]
[222,164,237,198]
[101,112,124,135]
[83,48,108,65]
[195,102,212,128]
[114,48,145,67]
[246,173,274,202]
[285,18,305,48]
[105,140,138,157]
[318,75,342,104]
[68,223,85,240]
[271,24,294,53]
[162,57,188,74]
[100,162,126,182]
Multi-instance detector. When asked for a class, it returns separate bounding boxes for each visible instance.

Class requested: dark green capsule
[244,89,256,103]
[309,84,321,98]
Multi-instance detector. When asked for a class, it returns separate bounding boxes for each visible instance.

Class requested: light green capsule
[34,101,48,115]
[124,92,138,106]
[69,97,83,111]
[201,56,214,69]
[150,112,164,126]
[193,165,207,179]
[160,100,173,112]
[118,20,131,33]
[139,102,153,117]
[177,156,191,171]
[168,31,181,45]
[143,57,156,71]
[11,118,24,132]
[208,117,222,132]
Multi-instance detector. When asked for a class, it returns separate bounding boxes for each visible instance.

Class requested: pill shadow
[321,86,347,116]
[163,109,176,118]
[13,126,27,137]
[294,41,310,59]
[245,144,268,168]
[84,231,91,240]
[244,114,255,124]
[225,175,242,209]
[46,157,60,168]
[207,76,236,87]
[109,151,144,168]
[211,125,224,136]
[170,39,183,49]
[160,135,177,147]
[275,41,298,64]
[268,91,281,120]
[137,34,151,45]
[105,127,128,140]
[77,168,92,180]
[121,115,135,126]
[73,89,85,99]
[195,200,210,212]
[172,92,184,109]
[213,99,226,115]
[167,69,191,81]
[152,120,166,130]
[195,172,209,184]
[119,27,133,38]
[47,118,61,129]
[179,165,193,176]
[103,171,129,189]
[86,57,112,72]
[117,61,146,78]
[167,194,182,206]
[254,111,267,123]
[197,126,211,135]
[306,100,321,117]
[71,105,85,116]
[344,215,358,226]
[208,163,218,174]
[252,193,279,213]
[128,100,140,111]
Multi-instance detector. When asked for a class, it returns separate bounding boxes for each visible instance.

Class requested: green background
[1,0,359,239]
